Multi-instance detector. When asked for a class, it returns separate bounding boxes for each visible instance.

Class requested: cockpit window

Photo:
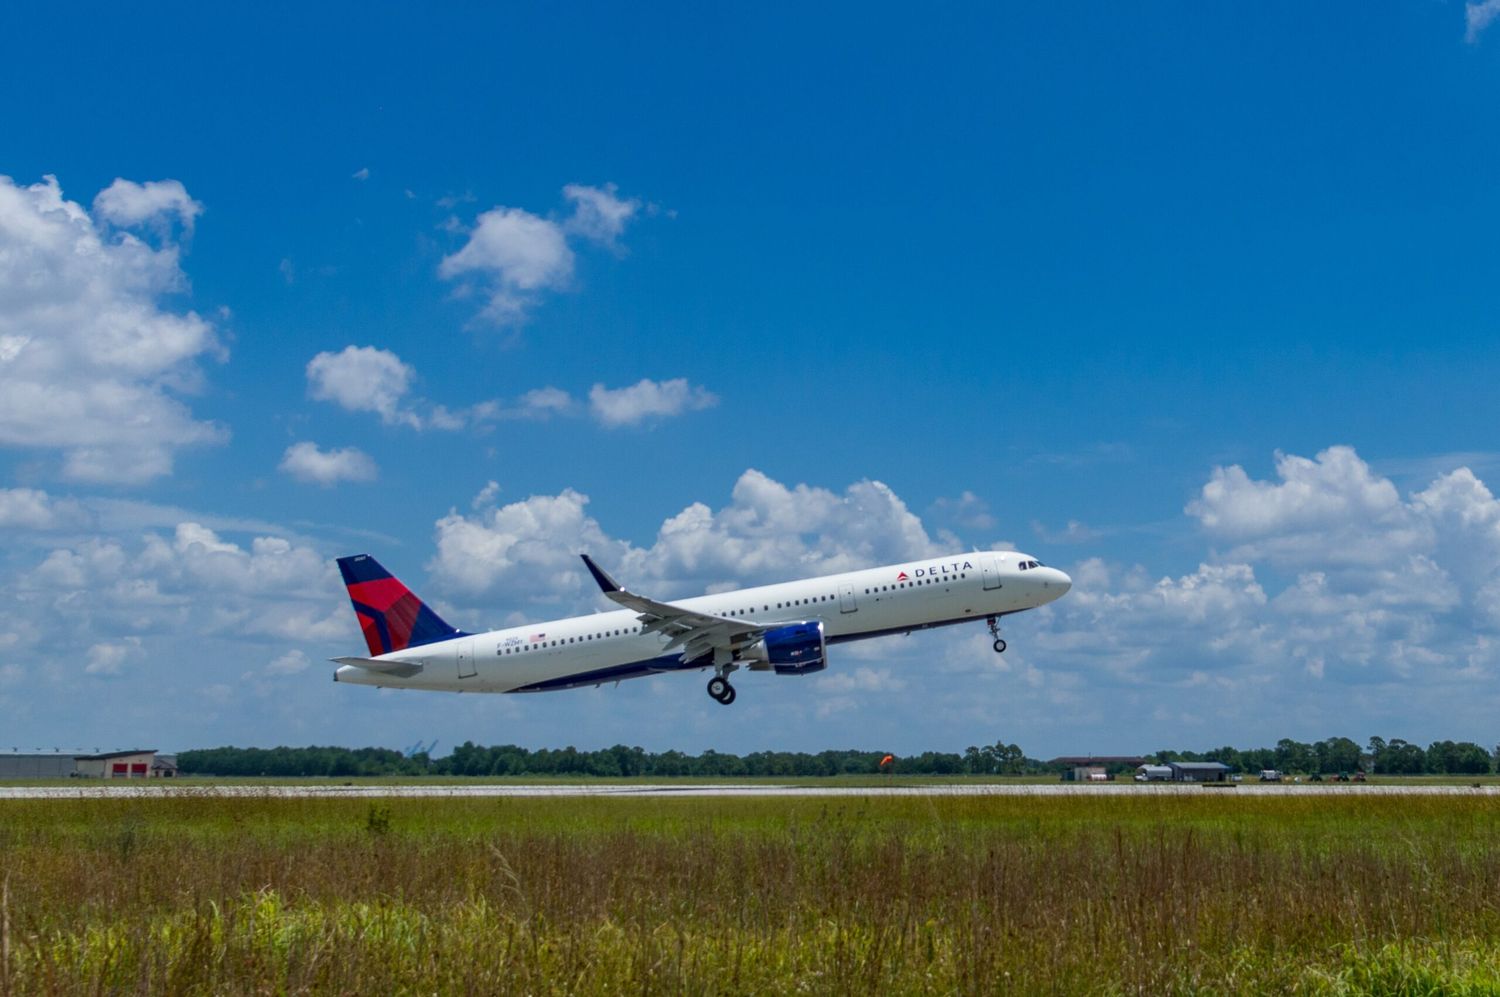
[1020,560,1042,570]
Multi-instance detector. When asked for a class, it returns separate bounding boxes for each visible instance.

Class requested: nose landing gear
[987,616,1007,654]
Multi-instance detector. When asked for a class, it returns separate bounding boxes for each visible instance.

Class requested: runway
[2,782,1498,799]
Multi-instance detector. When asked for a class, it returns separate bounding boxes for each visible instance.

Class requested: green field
[2,794,1499,994]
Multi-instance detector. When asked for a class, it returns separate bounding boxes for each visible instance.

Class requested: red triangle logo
[896,571,908,580]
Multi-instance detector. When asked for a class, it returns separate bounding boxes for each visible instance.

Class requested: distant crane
[403,739,439,758]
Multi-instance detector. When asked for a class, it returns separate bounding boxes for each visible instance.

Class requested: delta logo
[895,560,974,581]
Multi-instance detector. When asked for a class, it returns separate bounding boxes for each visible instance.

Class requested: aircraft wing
[580,554,765,664]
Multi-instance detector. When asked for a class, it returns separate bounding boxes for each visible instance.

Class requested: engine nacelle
[745,620,827,675]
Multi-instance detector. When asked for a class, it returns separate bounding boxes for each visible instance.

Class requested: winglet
[580,553,621,594]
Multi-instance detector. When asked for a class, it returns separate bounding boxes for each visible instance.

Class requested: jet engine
[745,620,827,675]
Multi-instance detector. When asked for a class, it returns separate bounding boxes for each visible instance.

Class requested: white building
[73,749,159,778]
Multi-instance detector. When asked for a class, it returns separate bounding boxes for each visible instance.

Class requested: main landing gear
[707,651,740,705]
[707,674,737,705]
[987,616,1007,654]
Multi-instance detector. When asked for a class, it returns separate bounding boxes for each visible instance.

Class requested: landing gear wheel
[720,685,736,705]
[986,616,1006,654]
[707,676,729,701]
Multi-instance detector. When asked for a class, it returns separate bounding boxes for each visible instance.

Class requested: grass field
[2,794,1499,994]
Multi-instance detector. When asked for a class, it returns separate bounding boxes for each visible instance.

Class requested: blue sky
[2,4,1500,758]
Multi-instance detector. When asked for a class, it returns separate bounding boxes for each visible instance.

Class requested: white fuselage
[334,551,1070,693]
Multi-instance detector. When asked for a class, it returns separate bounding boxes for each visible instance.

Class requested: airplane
[332,550,1071,705]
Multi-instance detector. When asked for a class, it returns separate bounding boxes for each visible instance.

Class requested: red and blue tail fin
[337,554,466,656]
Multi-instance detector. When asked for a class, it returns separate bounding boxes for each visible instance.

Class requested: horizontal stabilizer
[331,656,424,678]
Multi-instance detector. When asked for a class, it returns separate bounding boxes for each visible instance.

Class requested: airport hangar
[0,750,176,779]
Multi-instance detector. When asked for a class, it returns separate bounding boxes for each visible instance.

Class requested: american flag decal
[530,633,546,642]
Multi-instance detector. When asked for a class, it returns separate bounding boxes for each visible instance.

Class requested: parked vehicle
[1259,769,1283,782]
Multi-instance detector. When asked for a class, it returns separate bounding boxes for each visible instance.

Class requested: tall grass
[2,794,1498,993]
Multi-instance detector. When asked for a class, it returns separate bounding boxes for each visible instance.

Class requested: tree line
[176,735,1498,778]
[1155,737,1497,776]
[176,744,995,778]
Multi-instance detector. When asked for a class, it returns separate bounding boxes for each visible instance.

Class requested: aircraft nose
[1045,567,1072,600]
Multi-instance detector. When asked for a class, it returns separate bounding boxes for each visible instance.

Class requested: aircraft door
[839,583,858,614]
[981,556,1002,591]
[456,638,478,679]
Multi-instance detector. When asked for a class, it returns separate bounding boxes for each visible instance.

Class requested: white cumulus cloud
[1188,446,1402,543]
[19,521,345,645]
[306,345,419,428]
[439,182,643,325]
[92,178,203,234]
[563,182,640,248]
[588,378,718,427]
[1044,446,1500,710]
[278,442,377,486]
[429,469,950,605]
[1467,0,1500,42]
[306,347,713,432]
[0,488,80,530]
[513,386,576,419]
[0,175,226,482]
[439,205,574,324]
[85,637,142,676]
[266,649,311,675]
